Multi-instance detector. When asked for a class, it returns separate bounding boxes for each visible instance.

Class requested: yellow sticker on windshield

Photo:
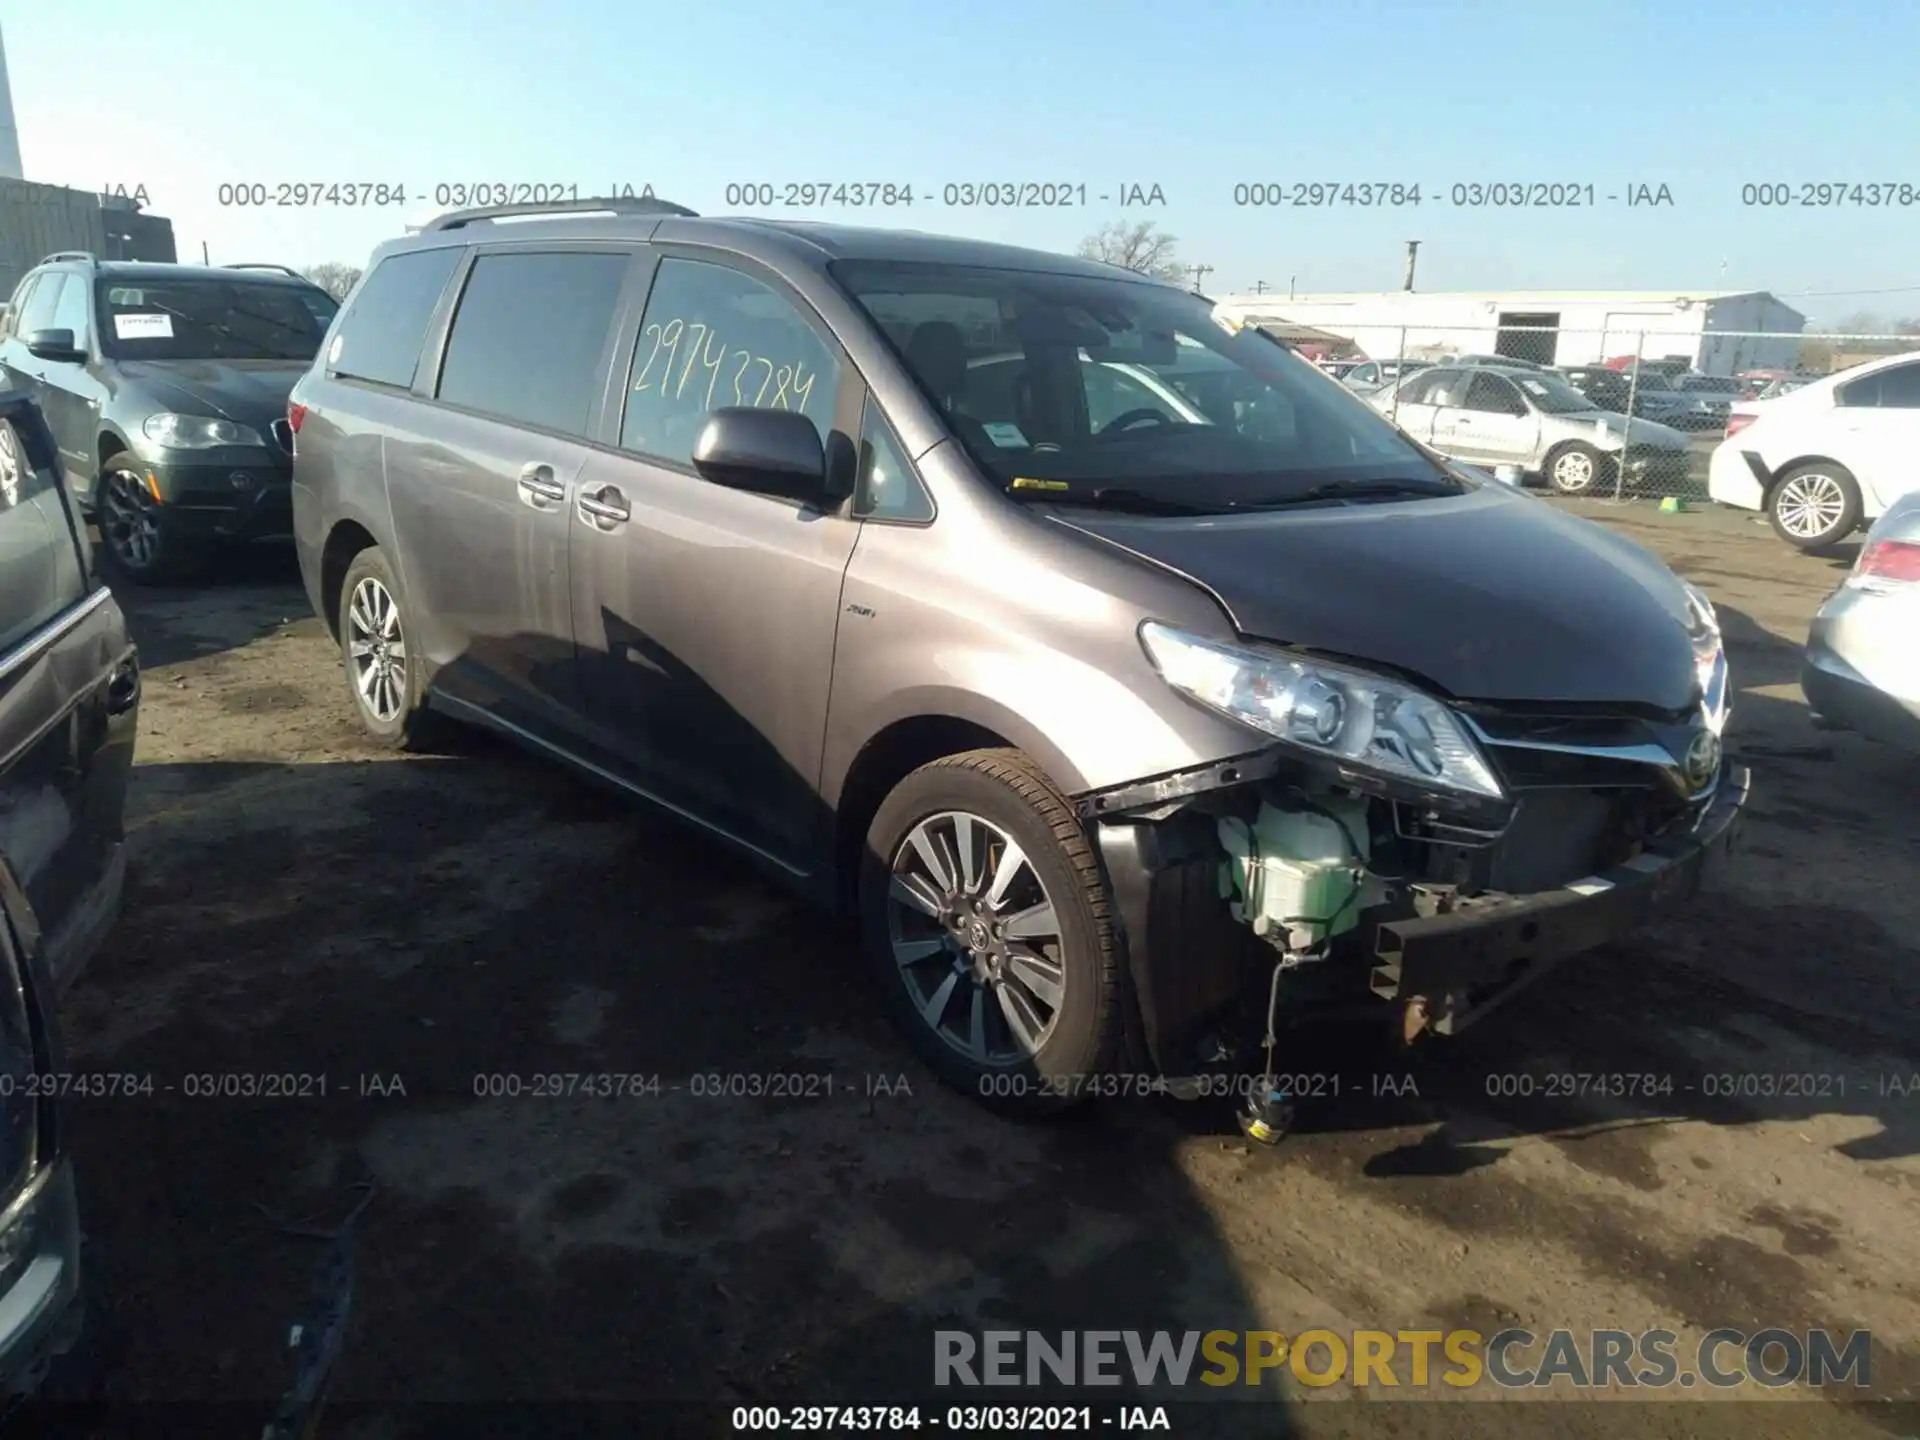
[1009,477,1069,492]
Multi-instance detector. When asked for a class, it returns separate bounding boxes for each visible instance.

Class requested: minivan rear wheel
[337,547,435,750]
[1769,463,1861,551]
[859,749,1123,1114]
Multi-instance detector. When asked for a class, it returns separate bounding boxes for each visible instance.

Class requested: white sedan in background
[1710,349,1920,550]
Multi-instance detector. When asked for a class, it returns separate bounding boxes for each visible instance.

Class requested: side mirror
[692,407,829,506]
[24,329,84,363]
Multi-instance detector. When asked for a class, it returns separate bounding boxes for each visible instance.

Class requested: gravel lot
[41,497,1920,1435]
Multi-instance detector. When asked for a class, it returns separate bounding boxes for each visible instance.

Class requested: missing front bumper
[1369,762,1749,1033]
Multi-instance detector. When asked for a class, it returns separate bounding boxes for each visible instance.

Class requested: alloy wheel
[886,810,1066,1065]
[346,576,408,724]
[1552,450,1596,492]
[100,468,161,571]
[1775,473,1846,540]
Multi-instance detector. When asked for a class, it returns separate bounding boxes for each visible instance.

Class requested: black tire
[1544,441,1607,496]
[336,547,436,750]
[859,748,1124,1115]
[1768,462,1862,551]
[95,452,209,584]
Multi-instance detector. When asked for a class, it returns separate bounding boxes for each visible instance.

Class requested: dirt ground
[36,496,1920,1436]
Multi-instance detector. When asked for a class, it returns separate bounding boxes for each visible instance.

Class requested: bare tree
[1075,221,1184,281]
[301,262,364,302]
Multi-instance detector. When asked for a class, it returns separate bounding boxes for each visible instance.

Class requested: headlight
[1682,581,1728,732]
[142,412,264,449]
[1138,622,1505,800]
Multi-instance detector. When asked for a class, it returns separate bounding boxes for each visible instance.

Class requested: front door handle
[577,483,631,530]
[517,462,568,508]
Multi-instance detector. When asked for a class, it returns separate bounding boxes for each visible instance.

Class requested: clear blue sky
[10,0,1918,323]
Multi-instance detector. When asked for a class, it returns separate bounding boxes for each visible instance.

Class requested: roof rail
[421,195,698,233]
[223,263,304,277]
[38,251,95,265]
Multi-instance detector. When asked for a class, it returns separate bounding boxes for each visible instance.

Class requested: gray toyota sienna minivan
[290,198,1746,1138]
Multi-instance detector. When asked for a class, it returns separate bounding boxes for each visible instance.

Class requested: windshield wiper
[1008,484,1231,516]
[1251,477,1459,507]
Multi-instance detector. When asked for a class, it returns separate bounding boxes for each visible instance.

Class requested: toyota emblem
[1682,728,1721,791]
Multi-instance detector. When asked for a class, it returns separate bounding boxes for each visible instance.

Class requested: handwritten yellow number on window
[729,348,752,406]
[789,363,816,415]
[631,322,664,393]
[749,355,775,407]
[771,364,794,409]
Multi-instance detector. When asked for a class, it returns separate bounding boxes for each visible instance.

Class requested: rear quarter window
[330,247,464,389]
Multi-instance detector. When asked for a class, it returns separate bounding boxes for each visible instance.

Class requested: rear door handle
[577,483,631,530]
[517,462,568,508]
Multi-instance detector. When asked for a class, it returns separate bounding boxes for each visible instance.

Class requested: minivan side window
[331,247,463,389]
[619,259,838,468]
[436,251,629,437]
[853,395,934,523]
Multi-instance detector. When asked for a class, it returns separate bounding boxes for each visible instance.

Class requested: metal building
[1211,289,1808,376]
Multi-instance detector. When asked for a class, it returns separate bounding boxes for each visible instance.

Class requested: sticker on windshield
[114,313,173,340]
[982,421,1030,448]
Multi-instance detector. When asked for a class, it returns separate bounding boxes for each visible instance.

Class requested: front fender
[821,644,1258,810]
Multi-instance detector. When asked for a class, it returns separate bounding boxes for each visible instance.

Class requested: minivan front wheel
[1769,463,1861,550]
[337,547,434,749]
[860,749,1123,1113]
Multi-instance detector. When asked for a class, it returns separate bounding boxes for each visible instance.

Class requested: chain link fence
[1295,323,1918,502]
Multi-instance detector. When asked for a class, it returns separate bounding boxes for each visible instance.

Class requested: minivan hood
[110,358,310,431]
[1048,485,1701,710]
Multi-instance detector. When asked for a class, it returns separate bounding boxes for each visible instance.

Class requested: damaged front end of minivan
[1077,613,1747,1144]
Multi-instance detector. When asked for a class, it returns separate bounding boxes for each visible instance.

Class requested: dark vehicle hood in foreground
[109,359,311,433]
[1049,485,1702,711]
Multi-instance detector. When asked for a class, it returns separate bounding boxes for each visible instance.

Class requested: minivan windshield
[831,260,1460,510]
[94,279,338,361]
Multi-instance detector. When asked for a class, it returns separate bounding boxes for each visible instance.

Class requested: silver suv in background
[289,199,1745,1139]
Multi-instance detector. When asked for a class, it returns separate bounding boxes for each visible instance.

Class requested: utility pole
[1253,280,1268,295]
[1403,240,1421,292]
[201,240,210,264]
[1188,263,1214,294]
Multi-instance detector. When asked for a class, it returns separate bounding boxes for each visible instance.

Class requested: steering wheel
[1097,408,1174,437]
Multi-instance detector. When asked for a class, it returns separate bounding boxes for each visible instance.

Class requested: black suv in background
[0,255,339,583]
[0,391,142,1393]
